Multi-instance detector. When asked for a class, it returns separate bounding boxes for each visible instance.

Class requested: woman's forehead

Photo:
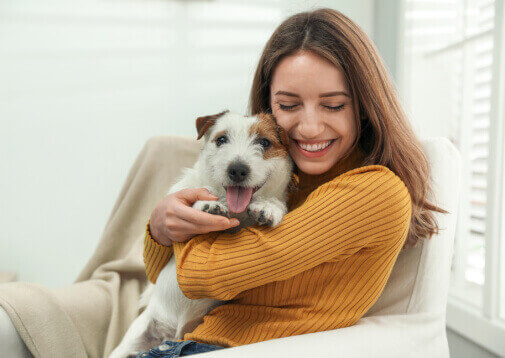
[270,53,348,97]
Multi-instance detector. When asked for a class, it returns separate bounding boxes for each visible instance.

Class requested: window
[403,0,505,355]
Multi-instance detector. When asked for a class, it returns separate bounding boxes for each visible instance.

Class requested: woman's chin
[293,159,335,176]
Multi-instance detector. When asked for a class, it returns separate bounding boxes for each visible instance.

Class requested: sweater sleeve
[168,165,412,300]
[143,219,174,283]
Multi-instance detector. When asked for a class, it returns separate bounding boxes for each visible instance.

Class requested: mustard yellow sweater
[143,148,412,348]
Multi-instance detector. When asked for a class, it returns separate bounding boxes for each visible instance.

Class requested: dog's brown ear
[269,113,289,147]
[258,112,290,147]
[276,125,289,147]
[195,110,230,140]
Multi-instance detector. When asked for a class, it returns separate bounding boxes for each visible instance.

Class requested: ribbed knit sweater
[143,147,412,348]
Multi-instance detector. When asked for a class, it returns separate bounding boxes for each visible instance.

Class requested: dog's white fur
[109,111,293,358]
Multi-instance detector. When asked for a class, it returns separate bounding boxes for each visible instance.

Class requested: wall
[447,329,500,358]
[0,0,375,288]
[3,1,496,357]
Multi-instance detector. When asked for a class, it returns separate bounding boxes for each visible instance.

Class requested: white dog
[109,110,294,358]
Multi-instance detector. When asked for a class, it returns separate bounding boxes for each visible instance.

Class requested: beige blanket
[0,135,202,358]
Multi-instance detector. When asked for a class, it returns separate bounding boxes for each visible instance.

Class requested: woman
[139,7,447,358]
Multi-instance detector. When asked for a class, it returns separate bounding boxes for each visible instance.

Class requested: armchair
[195,137,461,358]
[0,136,460,358]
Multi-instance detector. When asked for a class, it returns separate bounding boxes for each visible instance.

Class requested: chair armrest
[193,314,449,358]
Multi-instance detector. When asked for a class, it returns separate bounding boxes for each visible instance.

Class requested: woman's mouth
[293,138,338,158]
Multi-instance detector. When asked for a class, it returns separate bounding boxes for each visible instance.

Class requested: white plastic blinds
[404,0,495,295]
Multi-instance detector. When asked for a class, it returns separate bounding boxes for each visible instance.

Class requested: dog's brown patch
[249,113,290,160]
[195,110,229,140]
[211,130,227,143]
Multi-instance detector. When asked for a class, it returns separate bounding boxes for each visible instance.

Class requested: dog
[109,110,295,358]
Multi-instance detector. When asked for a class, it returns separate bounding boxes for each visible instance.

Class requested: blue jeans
[136,340,225,357]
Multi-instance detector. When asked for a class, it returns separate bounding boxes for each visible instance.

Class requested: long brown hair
[248,8,448,248]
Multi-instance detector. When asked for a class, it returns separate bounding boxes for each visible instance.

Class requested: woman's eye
[324,104,345,111]
[279,103,298,111]
[258,138,271,149]
[278,103,345,112]
[215,136,228,146]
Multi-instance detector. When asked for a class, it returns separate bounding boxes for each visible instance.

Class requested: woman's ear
[195,109,229,140]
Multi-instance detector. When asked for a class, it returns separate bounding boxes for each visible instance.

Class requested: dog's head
[195,110,292,213]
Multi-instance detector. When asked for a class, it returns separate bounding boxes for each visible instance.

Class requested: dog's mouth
[225,182,265,214]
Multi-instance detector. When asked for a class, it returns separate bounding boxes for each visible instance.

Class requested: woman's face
[269,50,357,175]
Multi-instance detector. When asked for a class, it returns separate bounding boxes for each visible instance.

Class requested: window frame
[401,0,505,355]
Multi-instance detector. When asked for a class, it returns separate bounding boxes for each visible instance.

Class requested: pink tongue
[226,186,253,213]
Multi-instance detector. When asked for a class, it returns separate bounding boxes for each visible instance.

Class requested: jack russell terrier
[110,110,295,358]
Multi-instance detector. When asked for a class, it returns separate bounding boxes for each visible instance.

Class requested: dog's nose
[227,162,250,183]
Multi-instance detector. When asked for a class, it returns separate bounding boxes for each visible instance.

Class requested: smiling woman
[249,7,448,248]
[0,5,454,358]
[270,50,356,169]
[141,6,448,355]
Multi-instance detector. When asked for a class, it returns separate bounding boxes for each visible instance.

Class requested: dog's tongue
[226,186,253,213]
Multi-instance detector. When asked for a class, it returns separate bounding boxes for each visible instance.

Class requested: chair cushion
[365,137,461,317]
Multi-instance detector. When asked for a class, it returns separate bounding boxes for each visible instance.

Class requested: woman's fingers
[175,203,238,228]
[177,188,219,205]
[164,188,240,242]
[174,217,234,237]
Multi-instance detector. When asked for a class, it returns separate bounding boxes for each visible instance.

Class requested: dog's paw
[193,200,230,218]
[247,200,285,227]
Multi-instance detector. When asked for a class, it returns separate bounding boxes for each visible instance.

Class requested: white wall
[447,329,500,358]
[284,0,375,34]
[0,0,376,288]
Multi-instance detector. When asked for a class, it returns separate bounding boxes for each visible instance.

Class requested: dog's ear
[258,112,290,147]
[195,110,230,140]
[269,113,289,147]
[276,125,289,147]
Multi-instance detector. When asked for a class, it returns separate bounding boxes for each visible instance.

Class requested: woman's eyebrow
[275,90,350,98]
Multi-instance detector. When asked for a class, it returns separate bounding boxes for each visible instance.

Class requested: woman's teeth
[297,140,334,152]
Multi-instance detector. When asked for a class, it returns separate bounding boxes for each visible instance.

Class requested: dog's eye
[215,136,228,147]
[258,138,271,149]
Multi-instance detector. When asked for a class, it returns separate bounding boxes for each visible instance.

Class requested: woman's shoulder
[338,165,408,192]
[341,164,399,177]
[290,164,412,221]
[327,164,412,215]
[292,164,409,196]
[336,164,412,244]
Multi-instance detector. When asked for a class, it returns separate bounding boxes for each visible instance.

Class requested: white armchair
[196,137,461,358]
[0,136,461,358]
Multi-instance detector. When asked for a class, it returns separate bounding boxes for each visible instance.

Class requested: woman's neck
[293,146,367,190]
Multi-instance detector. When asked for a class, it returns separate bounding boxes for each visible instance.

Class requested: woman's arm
[143,188,240,283]
[160,165,412,301]
[143,220,174,283]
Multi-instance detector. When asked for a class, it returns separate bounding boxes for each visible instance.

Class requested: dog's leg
[108,309,170,358]
[247,197,287,227]
[193,199,229,218]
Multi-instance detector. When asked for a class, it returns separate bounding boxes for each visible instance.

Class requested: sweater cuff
[143,219,173,283]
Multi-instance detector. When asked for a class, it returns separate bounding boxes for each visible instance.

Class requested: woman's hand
[149,188,240,246]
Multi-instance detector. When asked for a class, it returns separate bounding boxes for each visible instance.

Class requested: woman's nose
[298,112,325,139]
